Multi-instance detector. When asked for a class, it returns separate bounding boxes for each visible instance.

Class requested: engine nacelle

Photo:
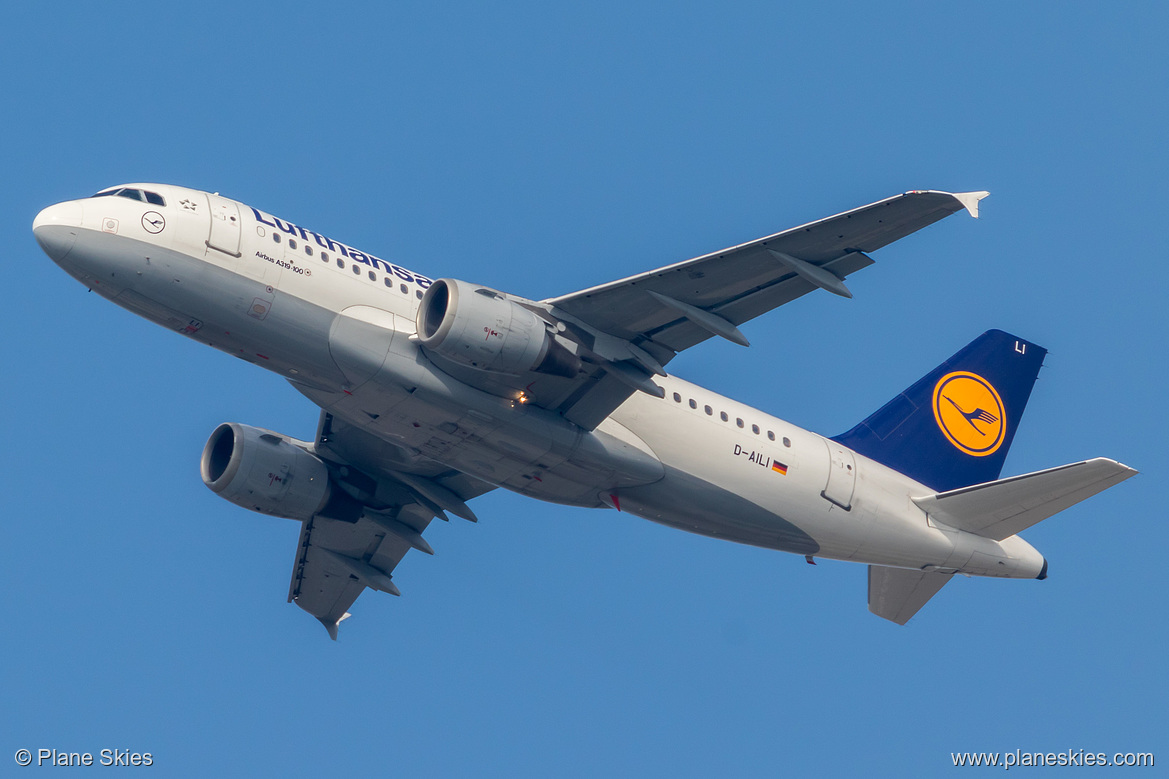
[201,423,332,520]
[416,278,579,377]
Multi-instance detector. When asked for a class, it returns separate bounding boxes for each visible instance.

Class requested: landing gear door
[206,193,242,258]
[822,440,856,510]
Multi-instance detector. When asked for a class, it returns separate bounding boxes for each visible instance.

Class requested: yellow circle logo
[932,371,1005,457]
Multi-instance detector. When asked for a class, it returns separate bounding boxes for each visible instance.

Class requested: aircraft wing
[546,190,986,351]
[287,412,496,639]
[532,190,987,428]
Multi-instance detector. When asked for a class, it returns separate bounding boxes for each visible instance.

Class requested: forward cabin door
[203,192,280,319]
[821,440,856,510]
[205,193,242,258]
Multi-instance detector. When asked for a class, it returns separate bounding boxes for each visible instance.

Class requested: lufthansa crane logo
[932,371,1006,457]
[141,211,166,234]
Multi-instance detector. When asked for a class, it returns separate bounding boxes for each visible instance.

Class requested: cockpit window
[90,187,166,206]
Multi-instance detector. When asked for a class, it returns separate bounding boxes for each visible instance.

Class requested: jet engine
[416,278,579,377]
[201,423,332,520]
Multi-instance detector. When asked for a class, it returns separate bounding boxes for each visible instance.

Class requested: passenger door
[821,440,856,510]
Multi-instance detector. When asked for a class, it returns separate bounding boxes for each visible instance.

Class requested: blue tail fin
[832,330,1046,492]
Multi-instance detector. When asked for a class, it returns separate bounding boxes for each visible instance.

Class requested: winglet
[320,612,351,641]
[952,190,990,219]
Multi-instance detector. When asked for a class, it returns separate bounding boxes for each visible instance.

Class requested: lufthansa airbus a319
[33,185,1136,637]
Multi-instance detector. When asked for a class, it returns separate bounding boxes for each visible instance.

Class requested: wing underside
[538,190,986,427]
[286,412,496,638]
[546,190,983,348]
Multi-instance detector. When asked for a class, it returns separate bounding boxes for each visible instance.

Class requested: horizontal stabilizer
[913,458,1137,541]
[868,565,952,625]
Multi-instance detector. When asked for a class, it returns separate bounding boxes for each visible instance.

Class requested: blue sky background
[4,2,1165,775]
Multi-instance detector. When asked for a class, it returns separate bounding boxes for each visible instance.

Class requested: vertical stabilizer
[833,330,1046,492]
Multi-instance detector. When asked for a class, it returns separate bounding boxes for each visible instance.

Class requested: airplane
[32,184,1136,638]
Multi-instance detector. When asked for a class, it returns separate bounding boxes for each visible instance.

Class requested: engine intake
[416,278,579,377]
[201,423,332,520]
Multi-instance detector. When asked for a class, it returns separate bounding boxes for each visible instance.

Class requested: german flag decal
[772,461,788,476]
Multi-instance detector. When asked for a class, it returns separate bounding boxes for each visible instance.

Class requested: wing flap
[912,458,1137,541]
[868,565,952,625]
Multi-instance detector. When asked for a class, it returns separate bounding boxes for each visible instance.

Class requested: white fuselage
[33,184,1046,580]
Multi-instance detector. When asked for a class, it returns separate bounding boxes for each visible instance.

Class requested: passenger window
[321,252,329,263]
[752,424,760,435]
[672,392,681,403]
[337,258,344,268]
[273,233,281,244]
[305,245,313,256]
[352,264,361,275]
[736,418,744,428]
[368,271,376,281]
[688,399,697,409]
[289,239,297,250]
[767,431,775,441]
[783,437,792,447]
[384,278,394,288]
[400,284,408,294]
[144,191,166,206]
[720,411,728,422]
[416,290,423,299]
[704,405,712,415]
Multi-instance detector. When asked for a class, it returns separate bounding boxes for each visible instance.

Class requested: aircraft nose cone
[33,200,84,263]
